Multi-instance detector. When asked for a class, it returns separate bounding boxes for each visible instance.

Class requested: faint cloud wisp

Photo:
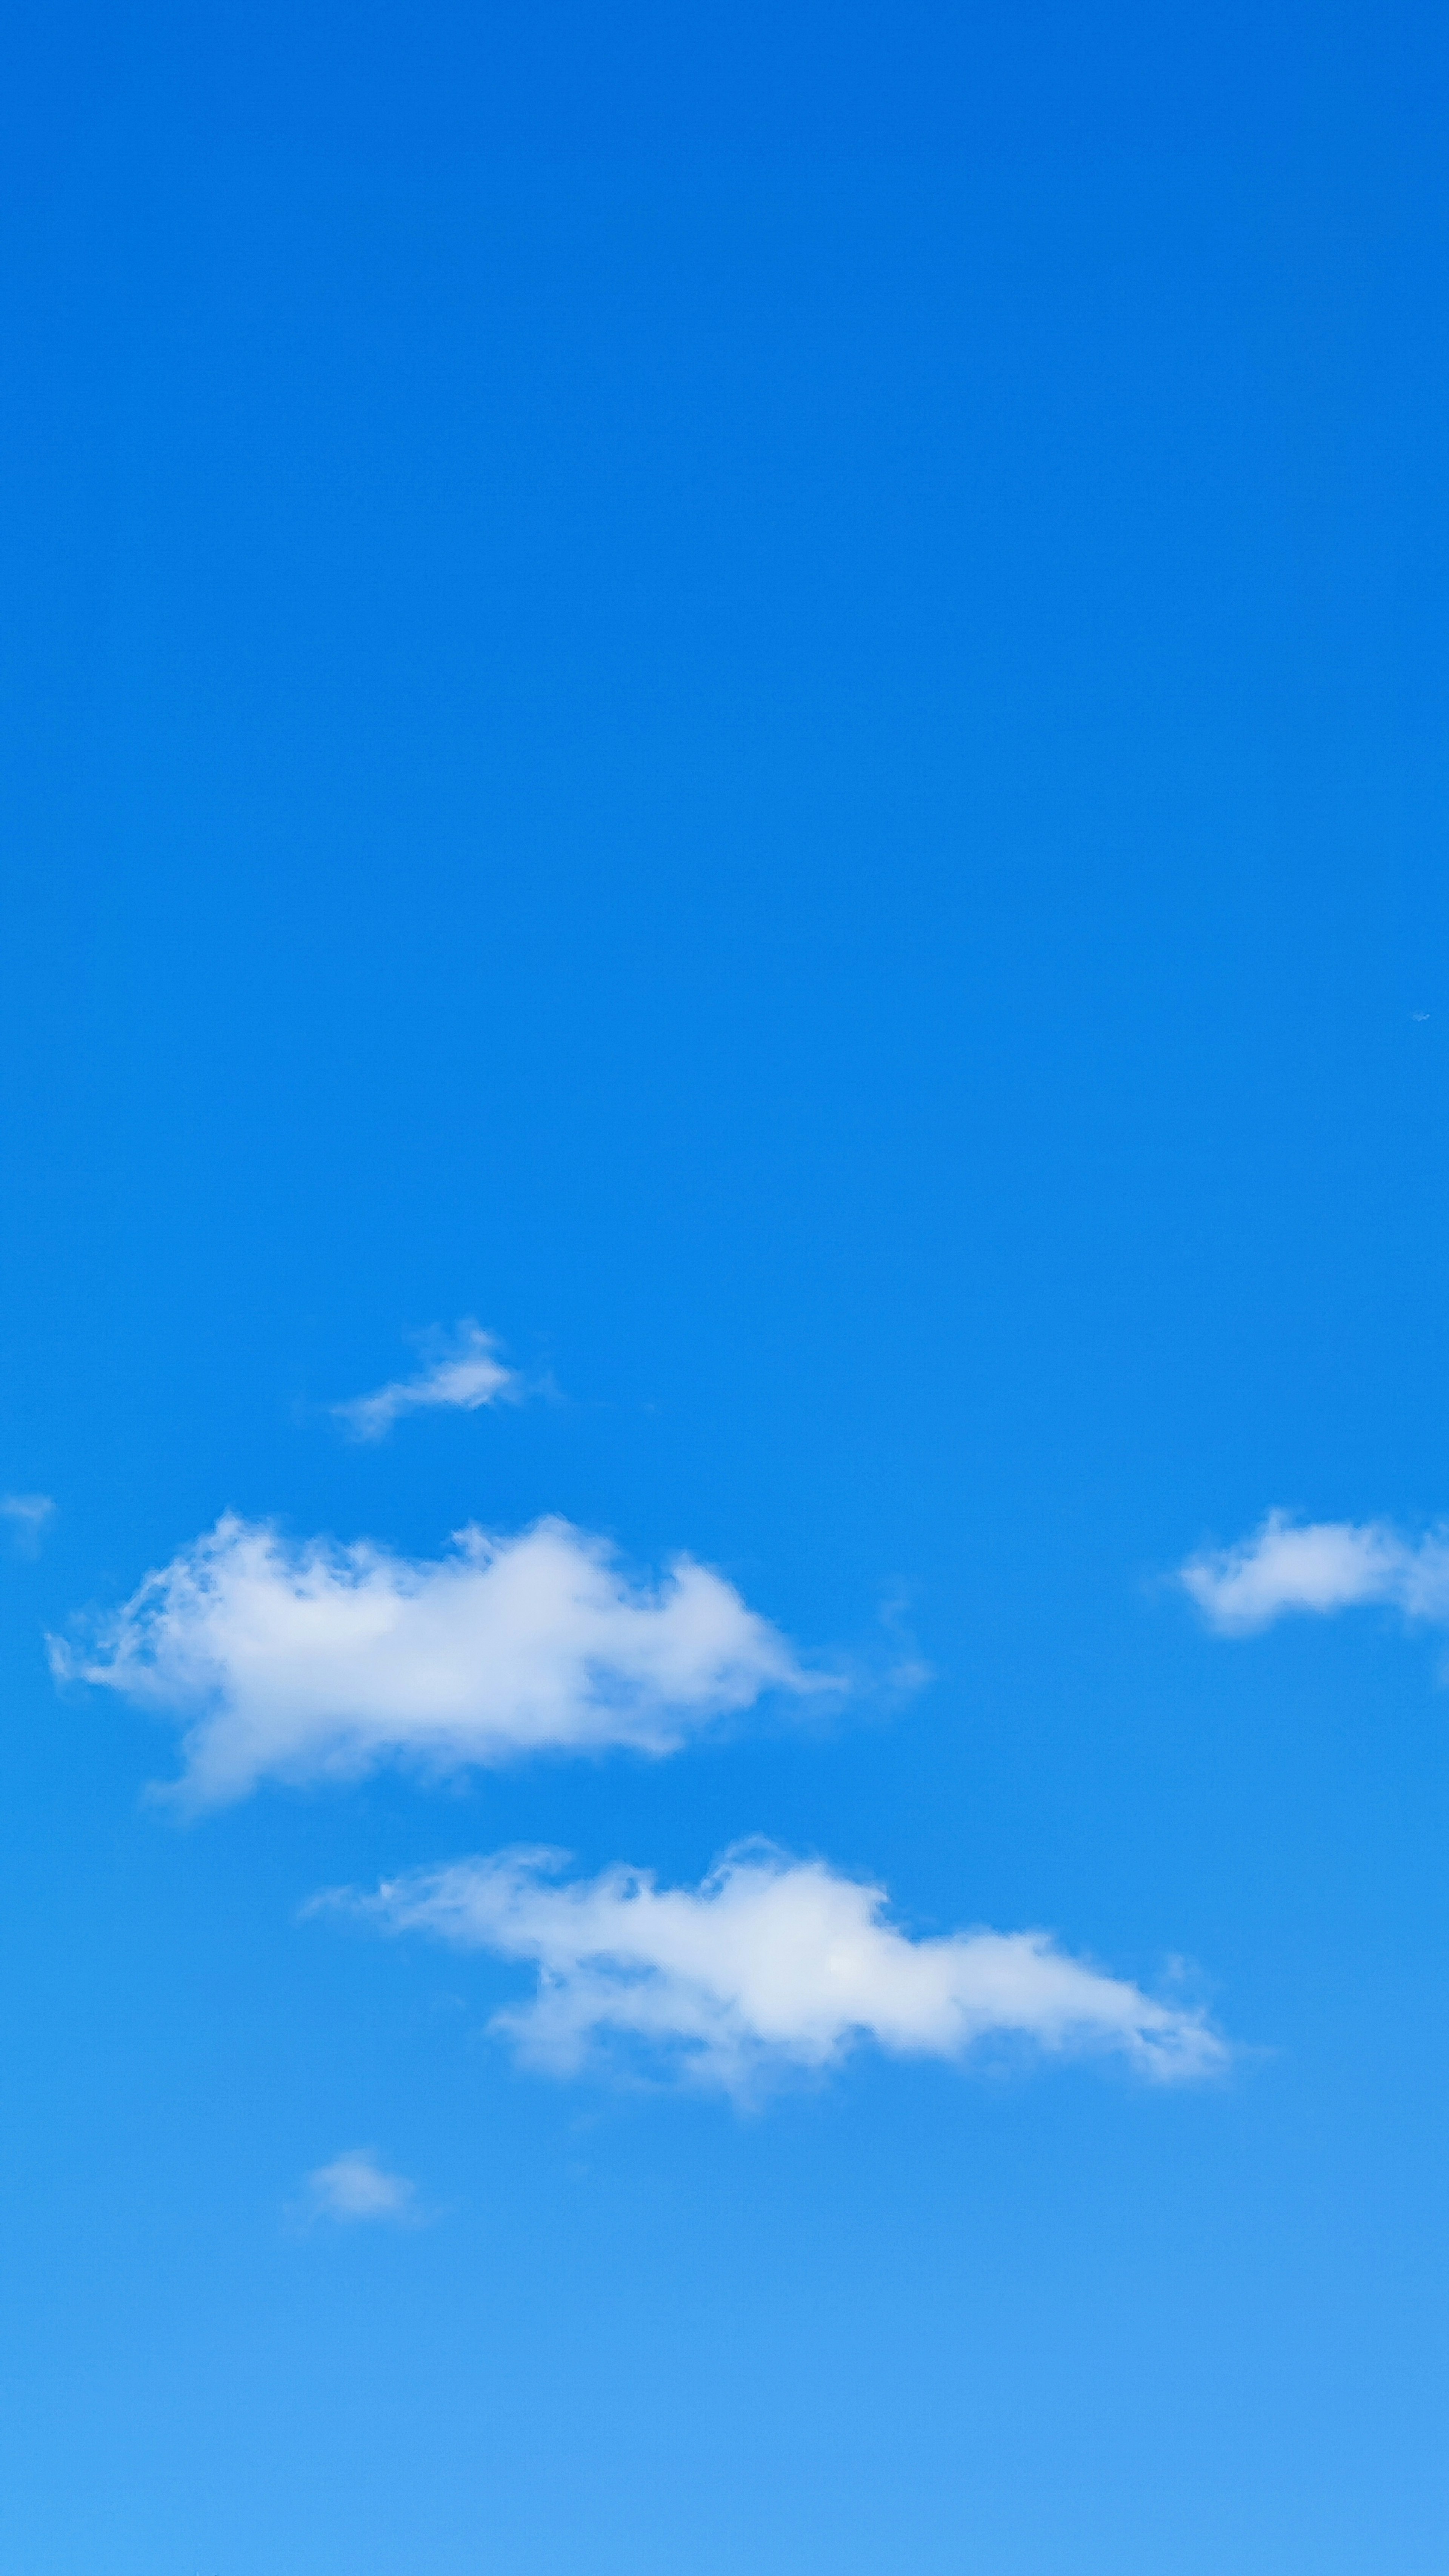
[332,1320,522,1441]
[2,1493,55,1558]
[299,2148,418,2226]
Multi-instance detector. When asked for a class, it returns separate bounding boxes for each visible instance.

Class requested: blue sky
[4,4,1449,2569]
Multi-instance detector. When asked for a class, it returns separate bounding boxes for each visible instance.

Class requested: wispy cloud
[1180,1510,1449,1635]
[2,1493,55,1557]
[332,1843,1226,2096]
[299,2148,418,2225]
[52,1515,825,1809]
[332,1321,522,1441]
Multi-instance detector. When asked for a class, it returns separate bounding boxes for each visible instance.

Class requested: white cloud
[1180,1511,1449,1635]
[332,1321,520,1440]
[52,1514,822,1809]
[335,1843,1226,2095]
[2,1492,54,1556]
[301,2148,417,2225]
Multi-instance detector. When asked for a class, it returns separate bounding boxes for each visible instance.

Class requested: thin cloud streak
[52,1514,825,1808]
[1181,1511,1449,1635]
[334,1843,1226,2096]
[332,1321,521,1440]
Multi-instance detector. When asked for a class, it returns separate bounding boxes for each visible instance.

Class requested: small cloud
[299,2147,418,2226]
[2,1493,55,1557]
[1180,1510,1449,1636]
[874,1589,934,1700]
[331,1321,523,1441]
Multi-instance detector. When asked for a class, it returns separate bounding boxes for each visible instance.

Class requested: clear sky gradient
[4,5,1449,2571]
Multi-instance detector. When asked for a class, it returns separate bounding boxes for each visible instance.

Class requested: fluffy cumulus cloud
[301,2148,417,2225]
[337,1843,1226,2094]
[332,1321,521,1440]
[1181,1511,1449,1635]
[53,1515,820,1807]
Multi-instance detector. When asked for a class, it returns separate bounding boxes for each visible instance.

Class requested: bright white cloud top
[332,1320,520,1439]
[337,1843,1226,2093]
[1181,1510,1449,1635]
[301,2148,417,2225]
[53,1514,818,1807]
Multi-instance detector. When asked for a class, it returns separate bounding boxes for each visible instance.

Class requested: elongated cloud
[52,1515,819,1808]
[333,1321,520,1440]
[337,1844,1225,2093]
[1180,1511,1449,1635]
